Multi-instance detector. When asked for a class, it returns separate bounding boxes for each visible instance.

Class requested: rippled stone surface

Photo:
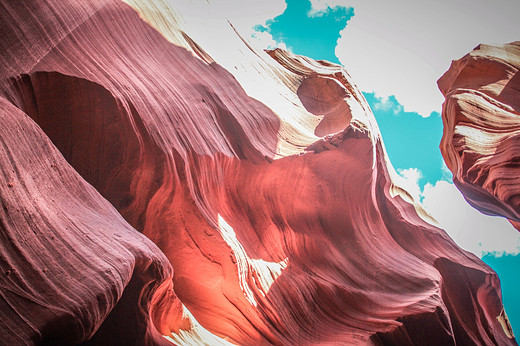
[439,42,520,231]
[0,1,516,344]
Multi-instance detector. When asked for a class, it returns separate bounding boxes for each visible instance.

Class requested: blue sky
[252,0,520,335]
[254,0,352,65]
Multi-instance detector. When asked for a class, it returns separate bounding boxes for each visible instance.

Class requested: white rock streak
[217,214,288,307]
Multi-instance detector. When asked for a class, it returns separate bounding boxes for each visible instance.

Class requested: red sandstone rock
[439,42,520,230]
[0,0,516,345]
[0,98,180,345]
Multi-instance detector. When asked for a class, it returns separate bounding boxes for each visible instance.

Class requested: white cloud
[220,0,287,49]
[396,168,423,203]
[219,0,287,50]
[168,0,287,50]
[421,180,520,257]
[395,168,519,257]
[372,93,403,115]
[250,30,287,50]
[199,0,287,33]
[336,0,520,116]
[440,161,453,181]
[308,0,349,16]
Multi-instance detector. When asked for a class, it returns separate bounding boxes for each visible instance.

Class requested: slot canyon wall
[0,0,517,344]
[439,42,520,232]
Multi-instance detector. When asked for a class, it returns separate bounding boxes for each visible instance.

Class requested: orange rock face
[0,0,516,345]
[439,42,520,229]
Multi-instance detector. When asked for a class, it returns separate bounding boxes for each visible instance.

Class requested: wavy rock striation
[439,42,520,230]
[0,0,516,344]
[0,98,180,345]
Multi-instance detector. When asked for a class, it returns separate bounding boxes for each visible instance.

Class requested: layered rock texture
[439,42,520,232]
[0,0,516,344]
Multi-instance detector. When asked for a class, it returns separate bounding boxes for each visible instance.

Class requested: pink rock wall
[0,1,516,344]
[439,42,520,230]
